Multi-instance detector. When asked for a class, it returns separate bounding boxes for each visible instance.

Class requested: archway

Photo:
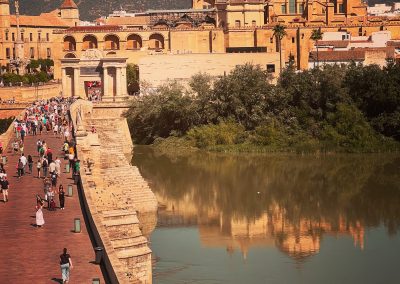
[149,34,165,50]
[64,36,76,51]
[104,34,120,50]
[82,35,98,50]
[64,53,77,58]
[127,34,142,50]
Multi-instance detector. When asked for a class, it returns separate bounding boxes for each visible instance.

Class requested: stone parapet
[71,99,157,284]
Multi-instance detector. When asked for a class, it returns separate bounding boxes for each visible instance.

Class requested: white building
[367,3,400,16]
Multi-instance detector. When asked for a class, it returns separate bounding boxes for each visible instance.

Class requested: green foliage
[187,121,246,148]
[126,63,400,153]
[126,64,139,95]
[0,118,14,134]
[125,81,198,144]
[1,71,50,85]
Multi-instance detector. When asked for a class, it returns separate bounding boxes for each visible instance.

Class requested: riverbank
[150,131,400,155]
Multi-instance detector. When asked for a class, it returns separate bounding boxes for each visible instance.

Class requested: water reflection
[132,148,400,278]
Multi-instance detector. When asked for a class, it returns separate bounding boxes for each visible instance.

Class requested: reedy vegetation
[125,62,400,153]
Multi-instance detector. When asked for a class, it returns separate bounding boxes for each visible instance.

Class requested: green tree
[212,63,273,129]
[189,72,215,124]
[273,24,287,73]
[126,63,139,95]
[310,28,323,68]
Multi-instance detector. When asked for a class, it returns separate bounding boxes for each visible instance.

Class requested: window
[30,47,35,58]
[46,33,49,41]
[5,48,10,59]
[270,37,273,43]
[292,37,295,43]
[20,33,24,41]
[339,4,344,13]
[281,4,287,14]
[38,33,41,40]
[30,33,33,41]
[235,20,241,28]
[266,64,276,73]
[12,47,15,59]
[299,4,304,13]
[12,33,15,41]
[5,32,8,41]
[289,0,296,14]
[252,20,257,27]
[46,48,51,58]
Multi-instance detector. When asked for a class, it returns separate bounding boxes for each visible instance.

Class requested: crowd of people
[0,97,79,226]
[0,96,83,284]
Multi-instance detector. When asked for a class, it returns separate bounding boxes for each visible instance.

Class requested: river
[132,146,400,284]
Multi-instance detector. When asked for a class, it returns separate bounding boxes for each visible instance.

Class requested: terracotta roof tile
[310,47,395,62]
[387,41,400,47]
[106,16,150,26]
[315,40,350,48]
[310,50,365,62]
[60,0,78,9]
[65,25,123,33]
[10,14,70,28]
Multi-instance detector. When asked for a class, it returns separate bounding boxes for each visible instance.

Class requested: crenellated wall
[70,99,158,284]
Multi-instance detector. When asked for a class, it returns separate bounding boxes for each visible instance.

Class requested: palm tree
[273,24,287,73]
[310,29,323,68]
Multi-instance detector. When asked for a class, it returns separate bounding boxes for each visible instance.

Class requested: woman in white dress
[36,202,45,228]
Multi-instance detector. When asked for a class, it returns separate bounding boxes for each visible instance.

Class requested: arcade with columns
[60,49,129,102]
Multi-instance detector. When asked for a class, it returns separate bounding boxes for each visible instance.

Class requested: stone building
[1,0,400,87]
[0,0,79,73]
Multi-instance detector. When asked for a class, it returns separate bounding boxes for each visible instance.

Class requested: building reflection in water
[133,147,400,263]
[156,197,364,261]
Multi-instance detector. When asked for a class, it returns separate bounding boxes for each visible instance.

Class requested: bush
[187,121,246,149]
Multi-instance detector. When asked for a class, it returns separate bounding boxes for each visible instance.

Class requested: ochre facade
[1,0,400,79]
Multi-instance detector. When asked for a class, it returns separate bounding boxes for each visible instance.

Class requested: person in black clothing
[59,185,65,210]
[27,155,33,174]
[1,177,9,202]
[60,248,73,284]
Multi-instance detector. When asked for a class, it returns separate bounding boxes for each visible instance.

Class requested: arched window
[149,34,165,50]
[127,34,142,50]
[63,36,76,51]
[82,35,98,50]
[104,34,120,50]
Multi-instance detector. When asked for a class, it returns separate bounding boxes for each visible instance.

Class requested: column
[73,67,80,98]
[116,67,121,99]
[121,67,128,96]
[103,67,109,100]
[61,68,67,97]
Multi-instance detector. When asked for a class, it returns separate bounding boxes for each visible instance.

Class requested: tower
[60,0,79,27]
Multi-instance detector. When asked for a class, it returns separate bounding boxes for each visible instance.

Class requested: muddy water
[132,147,400,284]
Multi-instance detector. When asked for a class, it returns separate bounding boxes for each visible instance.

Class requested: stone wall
[0,83,61,102]
[71,99,157,284]
[138,52,281,88]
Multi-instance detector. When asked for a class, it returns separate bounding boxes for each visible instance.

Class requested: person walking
[60,248,73,284]
[42,158,48,178]
[17,158,24,178]
[35,201,45,228]
[1,176,9,202]
[28,155,33,174]
[36,159,42,178]
[59,185,65,210]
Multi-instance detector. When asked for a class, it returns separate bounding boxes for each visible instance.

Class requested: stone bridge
[71,99,158,284]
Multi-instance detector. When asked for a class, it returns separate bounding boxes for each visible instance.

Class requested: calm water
[132,147,400,284]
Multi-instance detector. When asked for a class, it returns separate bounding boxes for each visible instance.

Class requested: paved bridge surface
[0,130,104,283]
